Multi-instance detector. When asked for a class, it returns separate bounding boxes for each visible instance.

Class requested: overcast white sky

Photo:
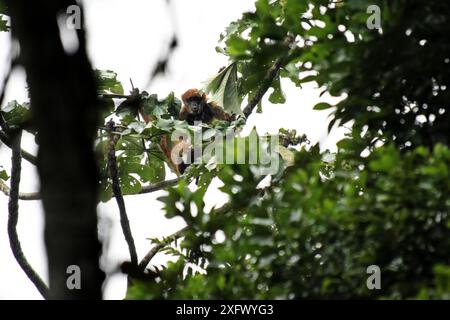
[0,0,345,299]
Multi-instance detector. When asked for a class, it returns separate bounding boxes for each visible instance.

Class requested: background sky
[0,0,345,299]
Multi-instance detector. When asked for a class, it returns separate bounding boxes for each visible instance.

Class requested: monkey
[115,89,184,174]
[179,89,232,125]
[177,89,235,174]
[118,88,232,175]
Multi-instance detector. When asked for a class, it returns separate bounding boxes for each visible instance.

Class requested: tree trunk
[6,0,105,299]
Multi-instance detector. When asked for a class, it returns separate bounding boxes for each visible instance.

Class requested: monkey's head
[182,89,206,115]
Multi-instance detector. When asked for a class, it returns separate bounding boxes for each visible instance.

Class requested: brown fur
[179,89,231,125]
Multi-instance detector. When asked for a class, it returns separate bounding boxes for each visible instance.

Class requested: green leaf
[0,166,9,181]
[1,101,31,126]
[313,102,333,111]
[154,117,188,132]
[225,35,252,59]
[99,179,112,202]
[299,75,317,84]
[165,92,182,118]
[282,0,308,33]
[0,1,8,14]
[141,94,168,117]
[116,135,145,157]
[369,148,400,172]
[120,175,142,195]
[336,138,353,150]
[0,14,8,32]
[256,101,263,113]
[95,69,124,94]
[203,63,243,116]
[99,98,115,119]
[128,121,146,134]
[268,76,286,104]
[143,144,166,183]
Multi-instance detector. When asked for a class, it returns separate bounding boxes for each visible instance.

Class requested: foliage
[95,69,124,95]
[1,0,449,300]
[0,101,31,127]
[125,0,450,299]
[127,142,450,299]
[215,0,450,148]
[0,0,8,32]
[0,165,8,181]
[203,63,243,116]
[0,15,7,32]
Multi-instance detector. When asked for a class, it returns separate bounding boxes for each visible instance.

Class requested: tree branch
[107,120,138,266]
[98,93,132,100]
[0,61,39,165]
[138,203,232,271]
[0,177,183,201]
[0,179,40,200]
[0,130,38,165]
[1,57,38,166]
[7,130,50,299]
[138,177,181,194]
[243,35,296,118]
[0,38,294,205]
[138,226,188,272]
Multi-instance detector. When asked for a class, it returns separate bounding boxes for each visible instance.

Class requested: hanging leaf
[203,63,243,116]
[313,102,333,110]
[268,76,286,104]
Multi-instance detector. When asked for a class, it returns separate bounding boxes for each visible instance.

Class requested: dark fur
[179,89,231,125]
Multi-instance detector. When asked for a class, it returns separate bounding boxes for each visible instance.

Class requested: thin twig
[138,226,188,271]
[98,93,132,100]
[7,130,50,299]
[0,180,40,200]
[107,120,138,265]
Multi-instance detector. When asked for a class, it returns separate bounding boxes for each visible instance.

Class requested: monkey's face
[187,97,204,115]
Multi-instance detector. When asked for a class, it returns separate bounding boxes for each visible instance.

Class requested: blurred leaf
[1,101,30,126]
[0,166,9,181]
[268,76,286,104]
[0,14,8,32]
[95,69,124,94]
[313,102,333,111]
[204,63,243,116]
